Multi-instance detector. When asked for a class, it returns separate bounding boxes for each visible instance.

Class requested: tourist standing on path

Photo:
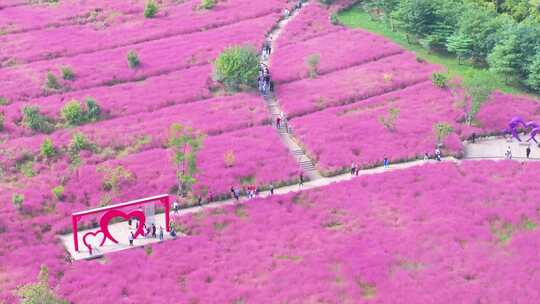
[276,116,281,129]
[505,146,512,159]
[173,200,180,215]
[299,173,304,188]
[351,162,356,175]
[383,157,389,168]
[423,152,429,161]
[270,183,274,195]
[152,224,157,238]
[355,162,360,176]
[129,232,134,246]
[159,226,164,242]
[435,148,441,162]
[526,146,531,159]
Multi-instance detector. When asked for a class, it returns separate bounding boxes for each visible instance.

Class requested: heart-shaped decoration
[82,230,105,253]
[100,209,146,244]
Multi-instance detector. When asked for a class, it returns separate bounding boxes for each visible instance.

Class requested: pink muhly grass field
[275,52,439,116]
[276,2,342,47]
[50,161,540,303]
[1,93,270,153]
[2,65,213,137]
[0,0,285,64]
[270,29,403,84]
[0,13,277,103]
[290,82,464,174]
[475,91,540,134]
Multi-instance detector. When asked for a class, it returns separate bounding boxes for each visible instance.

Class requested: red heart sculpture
[100,209,146,244]
[82,230,105,253]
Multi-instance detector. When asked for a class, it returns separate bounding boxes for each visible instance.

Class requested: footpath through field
[62,136,538,260]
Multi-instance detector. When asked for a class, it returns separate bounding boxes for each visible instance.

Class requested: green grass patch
[337,6,537,98]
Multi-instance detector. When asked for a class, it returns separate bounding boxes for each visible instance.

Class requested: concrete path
[259,1,323,181]
[61,136,540,260]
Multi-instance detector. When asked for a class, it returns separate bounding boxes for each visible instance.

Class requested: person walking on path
[526,146,531,159]
[355,162,360,176]
[276,116,281,129]
[351,162,356,175]
[159,226,164,242]
[270,183,274,195]
[234,188,241,202]
[173,200,180,215]
[129,232,134,246]
[152,224,157,238]
[505,146,512,159]
[423,152,429,161]
[383,157,389,168]
[299,173,304,188]
[435,148,442,162]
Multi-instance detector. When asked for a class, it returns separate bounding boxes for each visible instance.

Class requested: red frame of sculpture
[72,194,170,252]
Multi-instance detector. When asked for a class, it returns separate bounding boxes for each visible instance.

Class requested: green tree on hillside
[487,35,520,83]
[213,45,259,91]
[446,33,473,64]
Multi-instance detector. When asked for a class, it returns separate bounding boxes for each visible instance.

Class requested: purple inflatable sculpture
[506,117,526,141]
[506,117,540,143]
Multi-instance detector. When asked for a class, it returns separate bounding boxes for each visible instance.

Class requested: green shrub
[0,112,4,131]
[379,107,400,131]
[127,50,140,68]
[12,193,24,209]
[22,106,53,133]
[85,97,101,122]
[200,0,216,10]
[70,132,91,152]
[61,100,85,126]
[52,185,65,201]
[318,0,335,5]
[0,96,9,105]
[18,264,68,304]
[144,0,159,18]
[68,132,92,165]
[431,72,449,88]
[213,45,259,91]
[17,160,35,177]
[45,72,61,91]
[306,54,320,78]
[61,66,75,81]
[40,137,56,159]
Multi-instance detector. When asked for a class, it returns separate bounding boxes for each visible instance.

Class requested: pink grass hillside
[290,81,463,174]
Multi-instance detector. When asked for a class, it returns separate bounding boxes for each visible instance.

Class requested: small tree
[52,185,65,201]
[431,72,449,88]
[0,111,4,131]
[462,72,495,125]
[213,45,259,91]
[12,193,24,210]
[487,35,520,84]
[97,165,135,194]
[40,137,56,159]
[61,100,85,126]
[200,0,216,10]
[446,33,473,65]
[18,264,68,304]
[127,50,140,68]
[68,132,92,165]
[85,97,101,122]
[144,0,159,18]
[433,122,454,144]
[61,66,75,81]
[22,106,53,133]
[224,150,236,167]
[306,53,320,78]
[45,72,61,91]
[378,107,400,131]
[168,124,204,197]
